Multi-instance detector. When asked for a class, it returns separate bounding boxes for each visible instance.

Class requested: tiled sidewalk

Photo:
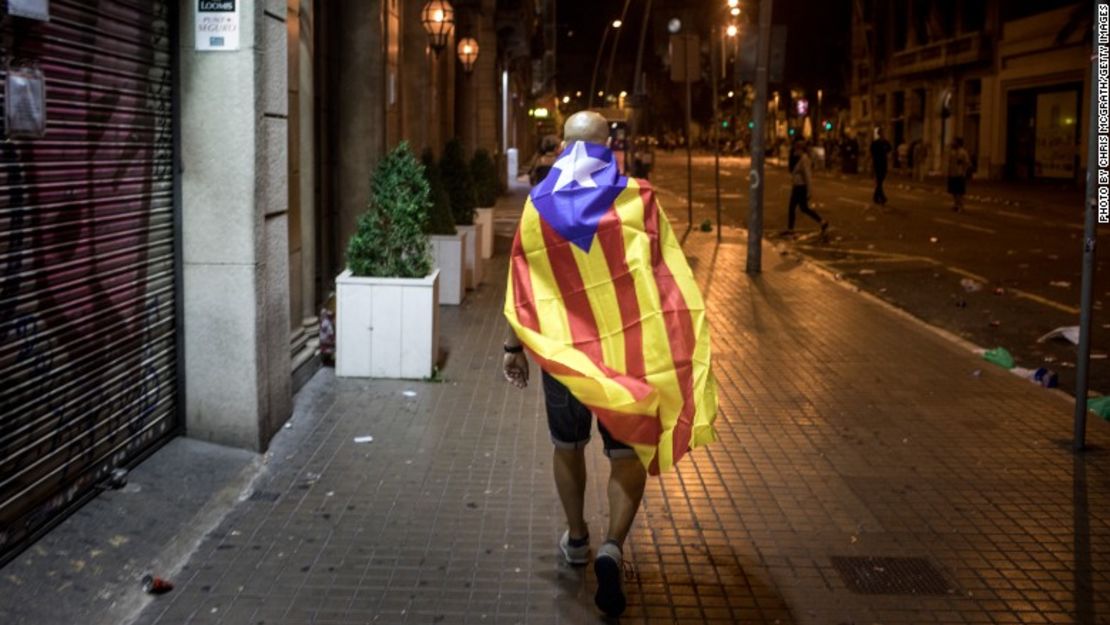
[134,187,1110,625]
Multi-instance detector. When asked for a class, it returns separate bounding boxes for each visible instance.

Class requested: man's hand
[503,351,529,389]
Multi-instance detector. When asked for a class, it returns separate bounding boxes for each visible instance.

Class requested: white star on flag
[551,142,608,192]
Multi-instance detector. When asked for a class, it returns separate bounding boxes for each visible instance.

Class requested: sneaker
[594,541,626,617]
[559,530,590,565]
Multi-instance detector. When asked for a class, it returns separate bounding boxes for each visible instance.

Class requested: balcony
[888,32,990,77]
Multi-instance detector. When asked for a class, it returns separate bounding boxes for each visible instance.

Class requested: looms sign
[196,0,240,51]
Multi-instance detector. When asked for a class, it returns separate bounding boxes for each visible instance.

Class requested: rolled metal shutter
[0,0,177,564]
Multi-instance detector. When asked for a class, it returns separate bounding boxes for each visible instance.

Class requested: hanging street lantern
[457,37,479,73]
[421,1,455,54]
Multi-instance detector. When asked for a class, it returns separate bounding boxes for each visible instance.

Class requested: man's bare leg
[605,456,646,546]
[553,447,588,539]
[594,455,646,617]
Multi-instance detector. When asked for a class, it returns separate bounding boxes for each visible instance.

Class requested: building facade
[850,0,1090,182]
[0,0,540,565]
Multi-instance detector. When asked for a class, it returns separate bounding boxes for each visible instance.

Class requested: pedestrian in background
[948,137,972,212]
[870,128,892,205]
[784,139,828,238]
[527,137,558,186]
[912,140,929,182]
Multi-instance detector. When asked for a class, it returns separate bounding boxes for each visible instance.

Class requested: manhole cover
[248,490,281,502]
[831,556,954,595]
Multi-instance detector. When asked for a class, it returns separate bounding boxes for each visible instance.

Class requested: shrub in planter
[470,148,502,207]
[346,141,432,278]
[338,142,440,379]
[440,138,476,226]
[421,149,456,236]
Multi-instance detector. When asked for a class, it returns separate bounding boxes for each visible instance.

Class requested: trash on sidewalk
[353,436,374,444]
[960,278,983,293]
[1037,326,1079,345]
[858,269,876,276]
[982,347,1015,369]
[699,219,713,232]
[1088,396,1110,420]
[402,390,417,398]
[106,468,128,490]
[1011,367,1058,388]
[929,236,938,243]
[141,574,174,595]
[1049,280,1071,288]
[971,369,982,378]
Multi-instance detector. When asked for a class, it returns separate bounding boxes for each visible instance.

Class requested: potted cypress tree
[440,139,483,288]
[470,148,500,259]
[336,142,440,379]
[422,149,467,306]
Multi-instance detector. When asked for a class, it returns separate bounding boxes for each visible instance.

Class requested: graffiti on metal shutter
[0,0,177,564]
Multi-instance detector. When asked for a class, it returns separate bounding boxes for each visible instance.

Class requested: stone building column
[334,0,387,255]
[180,0,292,451]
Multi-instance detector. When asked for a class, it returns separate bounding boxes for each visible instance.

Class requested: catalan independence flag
[504,141,718,474]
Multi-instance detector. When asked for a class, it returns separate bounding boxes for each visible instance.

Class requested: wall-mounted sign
[7,0,49,21]
[5,65,47,139]
[196,0,240,51]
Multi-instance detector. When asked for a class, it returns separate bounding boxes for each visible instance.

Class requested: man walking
[502,111,718,618]
[870,128,892,205]
[948,137,972,212]
[784,139,829,238]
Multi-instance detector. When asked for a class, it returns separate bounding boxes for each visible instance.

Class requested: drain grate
[248,490,281,503]
[831,556,953,595]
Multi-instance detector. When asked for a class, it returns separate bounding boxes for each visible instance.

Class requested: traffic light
[788,128,795,136]
[747,120,754,129]
[823,120,833,131]
[722,119,729,128]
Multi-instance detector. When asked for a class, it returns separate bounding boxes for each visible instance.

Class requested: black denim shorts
[541,371,635,459]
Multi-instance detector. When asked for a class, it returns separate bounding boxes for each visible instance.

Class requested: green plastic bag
[982,347,1014,370]
[1087,396,1110,420]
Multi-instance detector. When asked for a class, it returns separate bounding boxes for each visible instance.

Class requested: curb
[780,242,1081,408]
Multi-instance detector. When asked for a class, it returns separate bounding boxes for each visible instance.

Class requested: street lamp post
[588,19,622,109]
[1074,0,1100,450]
[603,0,633,102]
[711,24,721,241]
[747,0,773,275]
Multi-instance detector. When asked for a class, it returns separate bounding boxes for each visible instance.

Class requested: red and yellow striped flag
[504,141,718,474]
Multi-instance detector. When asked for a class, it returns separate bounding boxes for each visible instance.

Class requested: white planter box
[457,223,484,289]
[475,207,494,259]
[429,231,467,305]
[336,268,440,379]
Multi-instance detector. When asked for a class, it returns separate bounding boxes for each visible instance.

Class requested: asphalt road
[649,149,1110,401]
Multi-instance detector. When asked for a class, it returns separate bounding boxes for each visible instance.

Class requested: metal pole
[685,39,693,229]
[603,0,633,100]
[711,26,721,239]
[1074,0,1100,451]
[630,0,653,169]
[747,0,773,274]
[588,25,612,109]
